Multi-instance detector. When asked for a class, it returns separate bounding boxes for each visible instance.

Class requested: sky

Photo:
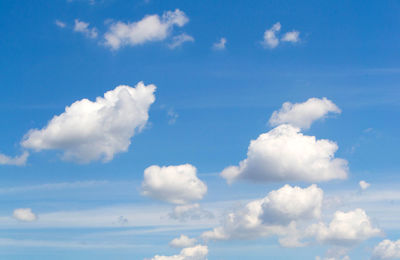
[1,0,400,259]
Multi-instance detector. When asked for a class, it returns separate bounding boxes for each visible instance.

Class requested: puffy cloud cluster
[0,151,28,166]
[269,97,341,129]
[147,244,208,260]
[262,22,300,48]
[221,124,348,183]
[309,208,382,246]
[21,82,156,163]
[372,239,400,259]
[141,164,207,204]
[74,19,98,38]
[13,208,37,222]
[169,235,197,248]
[202,184,323,242]
[104,9,190,50]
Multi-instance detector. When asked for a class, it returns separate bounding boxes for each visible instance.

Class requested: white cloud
[169,203,213,222]
[372,239,400,259]
[167,109,179,125]
[73,19,98,38]
[202,184,322,242]
[0,151,28,166]
[104,9,189,50]
[359,180,371,190]
[269,97,341,129]
[168,33,194,49]
[141,164,207,204]
[309,208,382,246]
[221,124,348,183]
[21,82,156,163]
[169,235,197,248]
[281,30,300,43]
[55,20,66,28]
[262,22,281,48]
[212,37,227,50]
[147,244,208,260]
[13,208,37,222]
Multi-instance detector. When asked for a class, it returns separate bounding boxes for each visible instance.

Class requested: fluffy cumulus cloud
[169,203,213,222]
[262,22,300,48]
[169,235,197,248]
[13,208,37,222]
[372,239,400,259]
[104,9,189,50]
[282,31,300,43]
[141,164,207,204]
[221,124,348,183]
[212,37,227,50]
[147,245,208,260]
[168,33,194,49]
[262,22,281,48]
[309,208,381,246]
[202,184,323,242]
[21,82,156,163]
[359,180,371,190]
[0,151,29,166]
[73,19,98,38]
[269,97,341,129]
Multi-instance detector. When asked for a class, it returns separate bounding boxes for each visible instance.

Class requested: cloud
[372,239,400,259]
[212,37,227,50]
[168,33,194,49]
[359,180,371,190]
[221,124,348,184]
[104,9,189,50]
[309,208,382,246]
[0,151,28,166]
[169,203,214,222]
[281,30,300,43]
[169,235,197,248]
[202,184,322,242]
[167,109,179,125]
[147,244,208,260]
[73,19,98,38]
[55,20,66,28]
[141,164,207,204]
[21,82,156,163]
[269,97,341,129]
[13,208,37,222]
[262,22,281,48]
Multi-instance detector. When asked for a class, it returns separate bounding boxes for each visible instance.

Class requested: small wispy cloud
[0,151,28,166]
[55,20,66,28]
[74,19,98,38]
[212,37,227,50]
[168,33,194,49]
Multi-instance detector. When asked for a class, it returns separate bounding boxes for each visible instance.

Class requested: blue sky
[1,0,400,259]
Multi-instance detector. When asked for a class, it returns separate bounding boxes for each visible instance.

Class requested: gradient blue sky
[1,0,400,259]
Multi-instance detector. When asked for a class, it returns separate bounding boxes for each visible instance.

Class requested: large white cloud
[104,9,189,50]
[0,151,28,166]
[372,239,400,259]
[202,184,323,242]
[141,164,207,204]
[221,124,348,183]
[309,208,382,246]
[13,208,37,222]
[147,244,208,260]
[21,82,156,163]
[269,97,341,129]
